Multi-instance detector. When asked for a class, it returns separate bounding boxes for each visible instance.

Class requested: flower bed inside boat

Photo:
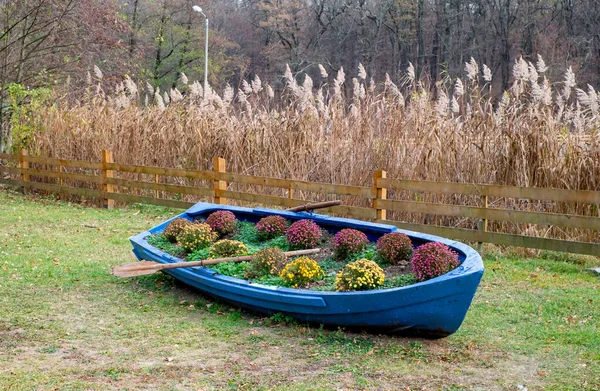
[131,203,484,336]
[145,208,462,292]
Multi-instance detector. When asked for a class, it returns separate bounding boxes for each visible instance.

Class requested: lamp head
[193,5,207,18]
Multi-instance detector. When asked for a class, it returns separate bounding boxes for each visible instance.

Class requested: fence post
[19,149,29,194]
[374,170,387,221]
[101,150,115,209]
[477,195,488,253]
[58,165,63,187]
[155,174,159,198]
[213,157,227,205]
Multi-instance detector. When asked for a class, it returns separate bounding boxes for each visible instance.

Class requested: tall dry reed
[20,57,600,241]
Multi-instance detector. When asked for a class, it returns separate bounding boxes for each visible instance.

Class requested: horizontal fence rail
[378,199,599,230]
[380,220,600,256]
[1,149,599,256]
[378,178,600,204]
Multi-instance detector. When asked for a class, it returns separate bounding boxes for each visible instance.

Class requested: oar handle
[286,200,342,212]
[159,248,321,270]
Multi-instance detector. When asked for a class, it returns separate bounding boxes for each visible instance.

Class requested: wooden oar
[286,200,342,212]
[111,248,320,278]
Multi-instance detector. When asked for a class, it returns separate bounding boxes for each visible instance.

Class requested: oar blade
[110,261,163,278]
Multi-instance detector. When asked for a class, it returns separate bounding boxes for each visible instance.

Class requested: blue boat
[129,202,484,337]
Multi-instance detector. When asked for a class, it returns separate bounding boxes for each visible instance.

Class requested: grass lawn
[0,189,598,390]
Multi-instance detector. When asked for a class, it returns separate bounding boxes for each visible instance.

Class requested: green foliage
[177,223,217,253]
[252,274,286,287]
[37,345,58,354]
[162,218,192,242]
[232,221,288,253]
[146,234,185,257]
[348,243,377,263]
[335,259,385,291]
[243,243,263,255]
[317,257,347,273]
[262,235,289,251]
[381,273,417,289]
[442,386,468,391]
[304,273,336,291]
[280,256,324,288]
[269,312,297,325]
[210,261,249,279]
[538,250,595,266]
[406,341,425,358]
[231,221,260,244]
[310,326,375,354]
[7,83,51,152]
[208,239,248,258]
[187,247,210,262]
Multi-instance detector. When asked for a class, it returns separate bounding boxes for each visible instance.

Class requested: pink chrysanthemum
[411,242,460,282]
[333,229,368,260]
[285,219,322,249]
[376,232,413,265]
[256,215,288,240]
[206,210,237,236]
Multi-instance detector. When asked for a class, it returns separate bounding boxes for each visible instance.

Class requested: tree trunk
[430,1,442,83]
[129,0,140,56]
[153,0,168,85]
[416,0,424,76]
[174,10,193,88]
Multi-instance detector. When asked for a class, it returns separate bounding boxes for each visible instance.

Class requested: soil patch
[384,262,412,278]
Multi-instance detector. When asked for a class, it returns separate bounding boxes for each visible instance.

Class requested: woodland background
[1,0,599,102]
[0,0,599,197]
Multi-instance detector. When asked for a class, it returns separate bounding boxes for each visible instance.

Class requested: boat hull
[130,203,484,337]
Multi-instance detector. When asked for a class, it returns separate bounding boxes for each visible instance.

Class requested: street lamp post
[192,5,208,99]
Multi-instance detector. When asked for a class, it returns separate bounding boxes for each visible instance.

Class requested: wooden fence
[1,150,599,256]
